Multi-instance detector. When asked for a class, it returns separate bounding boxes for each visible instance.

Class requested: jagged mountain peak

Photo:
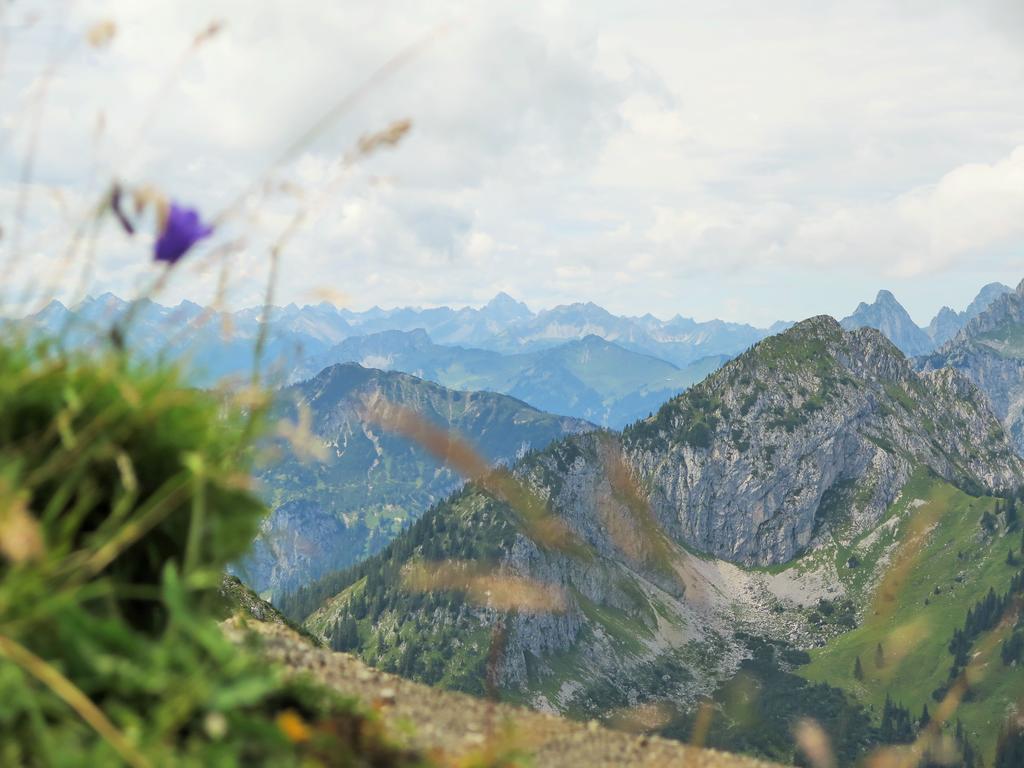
[481,291,532,321]
[917,279,1024,456]
[34,298,67,316]
[485,291,523,308]
[840,289,932,357]
[575,332,617,347]
[966,281,1013,313]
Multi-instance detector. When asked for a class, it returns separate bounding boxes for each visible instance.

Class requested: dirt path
[227,620,788,768]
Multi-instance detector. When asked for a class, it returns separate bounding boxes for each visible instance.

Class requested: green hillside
[799,469,1024,763]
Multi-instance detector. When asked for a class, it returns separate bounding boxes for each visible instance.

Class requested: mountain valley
[238,363,591,599]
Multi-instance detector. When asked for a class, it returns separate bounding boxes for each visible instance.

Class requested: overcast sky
[4,0,1024,326]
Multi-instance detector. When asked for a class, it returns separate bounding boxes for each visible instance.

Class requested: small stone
[377,687,396,705]
[587,719,600,732]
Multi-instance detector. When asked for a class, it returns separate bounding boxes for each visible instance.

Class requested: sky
[3,0,1024,327]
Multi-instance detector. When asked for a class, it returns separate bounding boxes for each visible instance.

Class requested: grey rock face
[491,317,1024,686]
[520,317,1022,567]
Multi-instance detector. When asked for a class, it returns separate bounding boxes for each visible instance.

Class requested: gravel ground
[226,619,789,768]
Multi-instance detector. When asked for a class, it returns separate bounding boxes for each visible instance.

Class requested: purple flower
[154,203,213,264]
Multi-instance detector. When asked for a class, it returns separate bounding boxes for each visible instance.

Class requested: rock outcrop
[617,316,1021,564]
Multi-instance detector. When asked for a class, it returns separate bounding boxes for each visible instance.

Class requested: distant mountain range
[23,293,781,427]
[25,290,781,371]
[24,281,1024,432]
[27,282,1016,387]
[237,363,592,599]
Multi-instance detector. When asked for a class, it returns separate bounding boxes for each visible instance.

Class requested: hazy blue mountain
[23,294,352,385]
[840,289,933,356]
[926,306,963,348]
[335,292,533,348]
[237,362,593,598]
[502,336,728,427]
[926,282,1013,347]
[22,292,774,384]
[299,329,728,428]
[484,301,775,366]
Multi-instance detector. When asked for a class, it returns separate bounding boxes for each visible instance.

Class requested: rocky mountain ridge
[918,279,1024,454]
[618,315,1021,564]
[280,317,1024,760]
[926,282,1013,346]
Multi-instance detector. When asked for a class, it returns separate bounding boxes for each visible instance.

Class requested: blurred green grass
[0,337,427,767]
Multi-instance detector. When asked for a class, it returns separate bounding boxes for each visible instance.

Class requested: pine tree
[1007,494,1019,531]
[875,642,885,669]
[1002,631,1024,665]
[331,614,359,651]
[995,718,1024,768]
[919,703,930,729]
[853,655,864,681]
[963,739,977,768]
[879,696,914,744]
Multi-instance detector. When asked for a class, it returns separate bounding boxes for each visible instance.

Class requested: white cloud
[781,146,1024,276]
[3,0,1024,324]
